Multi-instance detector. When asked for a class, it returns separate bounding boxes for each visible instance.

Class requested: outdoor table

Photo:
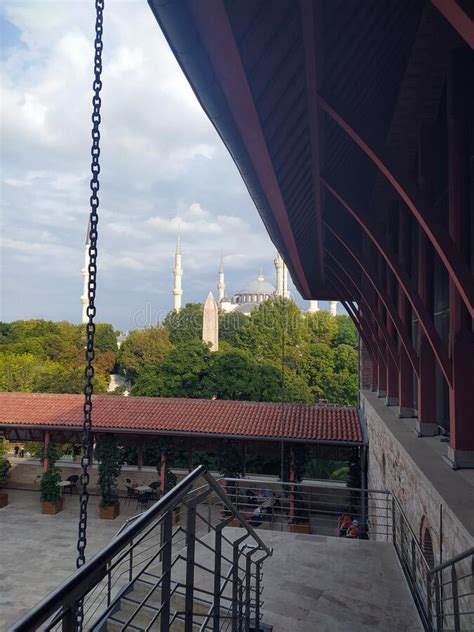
[59,481,72,494]
[135,485,152,493]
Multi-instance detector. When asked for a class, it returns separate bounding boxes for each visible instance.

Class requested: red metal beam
[327,276,380,361]
[189,0,312,297]
[322,178,452,386]
[324,220,421,379]
[325,259,401,371]
[432,0,474,49]
[300,0,325,286]
[318,96,474,318]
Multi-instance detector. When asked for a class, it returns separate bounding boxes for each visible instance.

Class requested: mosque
[171,232,337,317]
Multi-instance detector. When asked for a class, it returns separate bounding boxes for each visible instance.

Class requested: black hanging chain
[75,0,104,627]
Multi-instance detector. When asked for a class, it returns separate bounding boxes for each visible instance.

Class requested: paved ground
[0,489,139,629]
[255,530,424,632]
[1,490,423,632]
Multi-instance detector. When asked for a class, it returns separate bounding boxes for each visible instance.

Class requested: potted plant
[40,444,63,514]
[0,439,11,508]
[96,435,123,519]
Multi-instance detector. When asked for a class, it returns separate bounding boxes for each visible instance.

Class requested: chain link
[75,1,104,628]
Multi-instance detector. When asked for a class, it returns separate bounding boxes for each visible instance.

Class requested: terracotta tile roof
[0,392,363,444]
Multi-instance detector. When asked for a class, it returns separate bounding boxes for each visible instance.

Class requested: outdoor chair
[126,485,138,505]
[149,481,160,499]
[67,475,79,495]
[136,491,153,512]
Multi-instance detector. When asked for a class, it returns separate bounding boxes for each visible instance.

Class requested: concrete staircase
[102,573,215,631]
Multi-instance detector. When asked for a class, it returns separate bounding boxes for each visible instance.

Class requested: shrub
[96,436,123,508]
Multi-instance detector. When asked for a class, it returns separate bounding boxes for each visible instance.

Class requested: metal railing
[427,547,474,632]
[8,466,272,632]
[220,477,473,632]
[220,477,393,540]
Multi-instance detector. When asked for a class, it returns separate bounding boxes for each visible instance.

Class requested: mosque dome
[236,273,275,297]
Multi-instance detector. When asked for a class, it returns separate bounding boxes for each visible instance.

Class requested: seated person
[346,519,361,539]
[337,513,352,537]
[249,505,263,527]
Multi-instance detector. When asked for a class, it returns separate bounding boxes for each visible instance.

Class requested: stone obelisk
[202,291,219,351]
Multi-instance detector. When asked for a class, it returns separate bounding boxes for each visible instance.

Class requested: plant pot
[99,501,120,520]
[289,522,311,534]
[171,507,180,526]
[41,499,63,515]
[228,517,240,527]
[0,491,8,508]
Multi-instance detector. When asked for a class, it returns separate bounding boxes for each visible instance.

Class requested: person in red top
[346,519,361,539]
[337,513,352,537]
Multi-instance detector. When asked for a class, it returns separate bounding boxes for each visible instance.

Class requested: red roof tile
[0,392,363,444]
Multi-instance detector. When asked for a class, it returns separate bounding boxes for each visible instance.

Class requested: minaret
[308,300,319,313]
[283,263,290,299]
[173,228,183,312]
[217,252,225,302]
[81,222,90,324]
[329,301,337,316]
[202,292,219,351]
[274,252,284,297]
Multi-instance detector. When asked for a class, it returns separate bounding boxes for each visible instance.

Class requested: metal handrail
[203,472,272,557]
[428,547,474,576]
[9,466,272,632]
[9,466,206,631]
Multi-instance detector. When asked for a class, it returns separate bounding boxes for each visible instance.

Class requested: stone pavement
[254,530,424,632]
[0,490,424,632]
[0,489,139,629]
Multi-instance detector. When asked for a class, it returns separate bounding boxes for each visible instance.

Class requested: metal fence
[8,466,272,632]
[221,477,473,632]
[427,547,474,632]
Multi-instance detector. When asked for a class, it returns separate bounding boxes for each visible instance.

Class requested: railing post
[232,543,240,632]
[213,526,223,632]
[451,564,460,631]
[255,561,261,632]
[61,603,76,632]
[185,502,197,632]
[434,572,443,631]
[427,572,433,629]
[245,552,252,631]
[107,561,111,607]
[239,579,244,632]
[160,510,173,632]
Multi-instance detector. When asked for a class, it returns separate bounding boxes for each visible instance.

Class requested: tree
[95,323,119,353]
[333,315,358,348]
[119,327,172,381]
[303,342,335,401]
[132,341,212,398]
[163,303,203,345]
[305,311,338,345]
[333,344,358,373]
[219,311,248,346]
[237,298,308,372]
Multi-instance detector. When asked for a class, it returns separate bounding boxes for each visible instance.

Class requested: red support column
[416,126,438,436]
[160,452,167,496]
[137,443,143,471]
[43,430,50,473]
[446,50,474,468]
[289,448,295,524]
[397,204,415,417]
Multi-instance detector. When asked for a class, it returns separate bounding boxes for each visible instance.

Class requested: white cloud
[0,0,299,328]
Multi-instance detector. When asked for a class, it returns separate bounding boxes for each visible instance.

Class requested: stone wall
[5,459,192,496]
[362,393,473,565]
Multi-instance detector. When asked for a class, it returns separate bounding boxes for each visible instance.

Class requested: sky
[0,0,326,331]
